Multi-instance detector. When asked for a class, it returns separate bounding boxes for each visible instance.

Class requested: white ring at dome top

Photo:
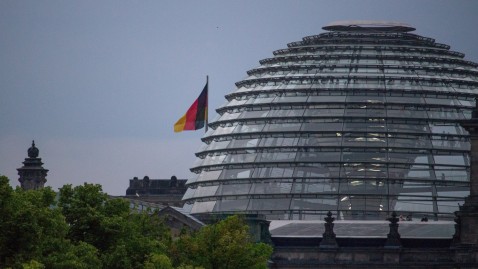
[323,20,416,32]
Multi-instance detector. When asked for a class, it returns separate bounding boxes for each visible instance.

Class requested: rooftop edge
[323,20,416,32]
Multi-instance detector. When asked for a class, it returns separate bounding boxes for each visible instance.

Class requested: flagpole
[205,75,209,133]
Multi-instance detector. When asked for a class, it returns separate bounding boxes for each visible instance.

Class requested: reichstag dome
[183,21,478,221]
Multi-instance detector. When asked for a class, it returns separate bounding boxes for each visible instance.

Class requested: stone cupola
[17,140,49,190]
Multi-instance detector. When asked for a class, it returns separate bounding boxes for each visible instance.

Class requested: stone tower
[17,140,48,190]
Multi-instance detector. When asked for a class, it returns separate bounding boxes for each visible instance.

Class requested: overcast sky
[1,0,478,195]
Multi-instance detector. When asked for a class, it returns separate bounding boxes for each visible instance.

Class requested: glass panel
[342,152,387,163]
[295,152,341,162]
[182,188,196,200]
[219,168,253,179]
[436,199,460,214]
[434,155,466,166]
[432,138,468,150]
[250,182,292,194]
[405,165,432,179]
[343,121,386,132]
[224,99,246,107]
[294,165,341,178]
[214,199,249,211]
[429,124,460,135]
[291,179,338,194]
[224,153,257,164]
[388,137,431,149]
[201,155,227,166]
[307,95,346,103]
[257,152,297,162]
[340,164,387,179]
[386,109,428,119]
[424,98,457,106]
[181,203,193,213]
[299,136,342,147]
[194,185,219,198]
[388,153,432,165]
[263,123,302,132]
[186,174,200,185]
[268,109,305,117]
[233,124,264,133]
[346,108,386,117]
[274,96,308,103]
[197,170,222,182]
[290,198,337,211]
[342,133,386,147]
[303,108,345,117]
[218,112,241,121]
[247,198,291,211]
[346,95,385,103]
[302,122,343,132]
[197,142,209,152]
[260,137,299,147]
[228,138,260,148]
[436,188,469,198]
[253,167,294,178]
[216,183,251,195]
[387,123,429,133]
[206,140,231,151]
[427,110,464,120]
[234,86,253,93]
[190,201,216,213]
[344,108,367,117]
[212,126,236,136]
[192,156,205,168]
[339,180,387,195]
[434,166,469,182]
[253,97,275,104]
[239,110,269,119]
[392,196,433,214]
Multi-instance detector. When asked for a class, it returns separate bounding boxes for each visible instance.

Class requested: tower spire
[17,140,48,190]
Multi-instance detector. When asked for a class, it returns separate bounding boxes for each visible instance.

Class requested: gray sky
[1,0,477,195]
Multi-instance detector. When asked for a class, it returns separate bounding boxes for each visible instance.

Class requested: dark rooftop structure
[125,175,187,207]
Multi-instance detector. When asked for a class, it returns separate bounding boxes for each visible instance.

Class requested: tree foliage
[0,176,99,269]
[0,176,273,269]
[170,215,273,269]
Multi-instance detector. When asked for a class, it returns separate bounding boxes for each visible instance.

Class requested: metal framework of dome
[182,22,478,221]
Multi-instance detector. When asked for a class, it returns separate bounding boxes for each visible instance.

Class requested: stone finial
[28,140,39,158]
[451,211,461,247]
[385,211,401,248]
[170,175,178,187]
[320,211,338,248]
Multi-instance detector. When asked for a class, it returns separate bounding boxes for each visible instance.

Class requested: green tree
[58,183,171,268]
[21,260,45,269]
[1,177,272,269]
[144,253,173,269]
[171,216,273,269]
[0,176,100,269]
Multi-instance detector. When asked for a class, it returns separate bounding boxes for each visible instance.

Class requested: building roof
[270,220,454,239]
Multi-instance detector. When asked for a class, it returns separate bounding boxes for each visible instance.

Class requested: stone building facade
[125,175,187,207]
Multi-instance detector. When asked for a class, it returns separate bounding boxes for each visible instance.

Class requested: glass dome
[183,22,478,221]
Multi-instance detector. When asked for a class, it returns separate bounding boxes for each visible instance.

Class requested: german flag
[174,80,208,132]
